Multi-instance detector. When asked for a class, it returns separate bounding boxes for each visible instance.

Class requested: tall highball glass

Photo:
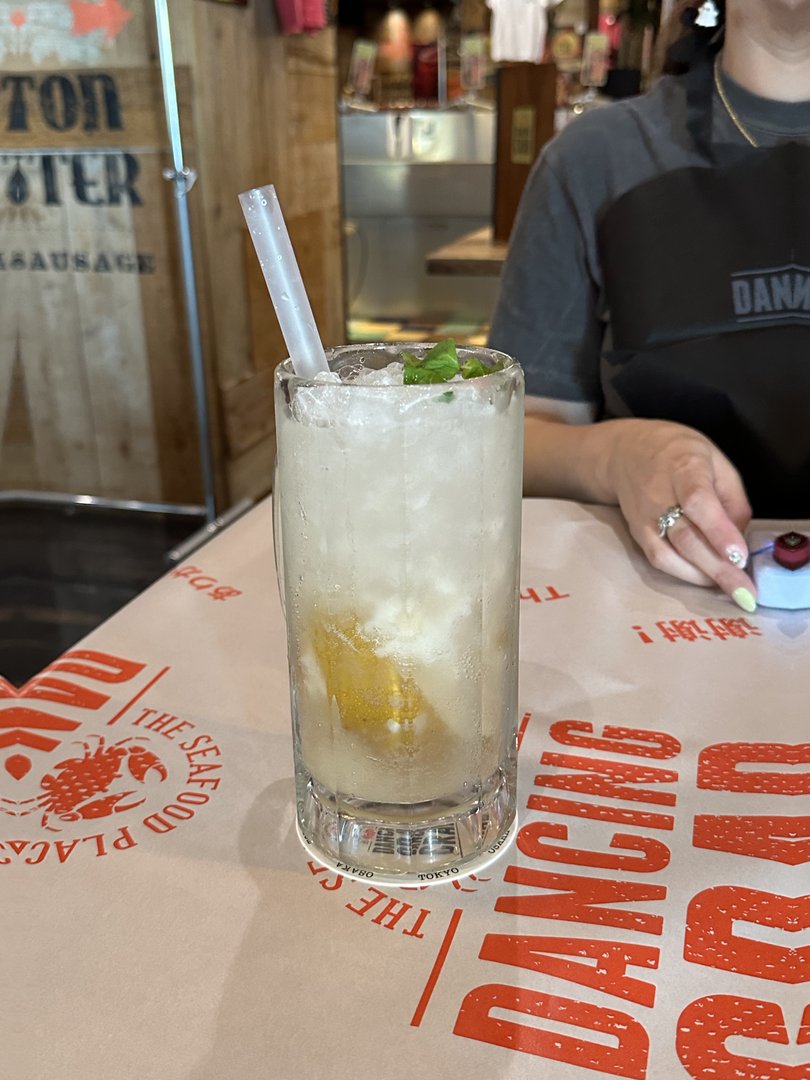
[274,343,523,885]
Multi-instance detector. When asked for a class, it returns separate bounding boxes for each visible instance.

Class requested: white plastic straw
[238,184,329,378]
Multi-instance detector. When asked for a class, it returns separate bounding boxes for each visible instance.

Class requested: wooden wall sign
[492,63,556,244]
[0,0,201,504]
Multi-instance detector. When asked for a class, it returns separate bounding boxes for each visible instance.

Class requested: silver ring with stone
[657,505,684,539]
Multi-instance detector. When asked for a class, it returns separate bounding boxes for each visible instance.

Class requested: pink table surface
[7,497,809,1080]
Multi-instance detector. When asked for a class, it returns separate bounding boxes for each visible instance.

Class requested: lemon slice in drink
[312,616,448,753]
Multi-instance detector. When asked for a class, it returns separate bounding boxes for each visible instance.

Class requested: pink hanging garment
[302,0,326,32]
[275,0,304,35]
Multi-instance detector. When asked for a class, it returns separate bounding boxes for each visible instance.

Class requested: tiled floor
[0,505,205,686]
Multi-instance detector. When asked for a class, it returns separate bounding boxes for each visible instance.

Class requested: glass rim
[275,342,521,389]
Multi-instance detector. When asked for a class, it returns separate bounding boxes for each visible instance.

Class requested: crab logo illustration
[4,734,168,831]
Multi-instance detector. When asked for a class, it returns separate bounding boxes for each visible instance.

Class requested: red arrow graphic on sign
[70,0,132,42]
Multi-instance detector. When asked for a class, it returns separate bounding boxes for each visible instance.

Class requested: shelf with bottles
[338,0,496,112]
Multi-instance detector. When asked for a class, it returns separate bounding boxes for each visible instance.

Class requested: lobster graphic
[3,735,168,831]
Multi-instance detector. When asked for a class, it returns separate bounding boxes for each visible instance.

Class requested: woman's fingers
[713,456,754,533]
[668,461,757,608]
[637,514,715,587]
[630,478,756,609]
[664,514,757,610]
[608,419,757,609]
[677,459,751,565]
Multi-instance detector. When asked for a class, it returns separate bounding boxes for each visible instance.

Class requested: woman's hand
[603,419,756,610]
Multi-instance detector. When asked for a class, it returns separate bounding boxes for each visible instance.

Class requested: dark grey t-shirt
[487,68,810,405]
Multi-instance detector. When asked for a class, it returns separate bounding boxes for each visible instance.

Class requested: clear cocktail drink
[274,343,523,883]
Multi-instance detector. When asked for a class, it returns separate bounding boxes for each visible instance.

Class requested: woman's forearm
[523,413,620,503]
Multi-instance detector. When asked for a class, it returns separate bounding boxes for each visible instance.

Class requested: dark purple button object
[773,531,810,571]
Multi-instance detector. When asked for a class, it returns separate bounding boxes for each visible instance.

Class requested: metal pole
[153,0,218,524]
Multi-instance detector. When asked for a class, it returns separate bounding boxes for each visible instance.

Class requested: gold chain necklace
[713,55,760,148]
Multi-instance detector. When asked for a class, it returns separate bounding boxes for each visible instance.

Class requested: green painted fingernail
[732,587,757,613]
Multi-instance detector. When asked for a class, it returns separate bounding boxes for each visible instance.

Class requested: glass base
[295,769,517,887]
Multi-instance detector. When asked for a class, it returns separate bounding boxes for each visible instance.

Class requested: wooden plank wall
[0,0,345,509]
[0,2,202,503]
[180,0,346,505]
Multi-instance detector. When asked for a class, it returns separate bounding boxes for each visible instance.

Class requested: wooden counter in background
[425,226,508,277]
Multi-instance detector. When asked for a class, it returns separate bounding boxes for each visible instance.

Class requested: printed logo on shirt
[0,649,223,867]
[731,263,810,322]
